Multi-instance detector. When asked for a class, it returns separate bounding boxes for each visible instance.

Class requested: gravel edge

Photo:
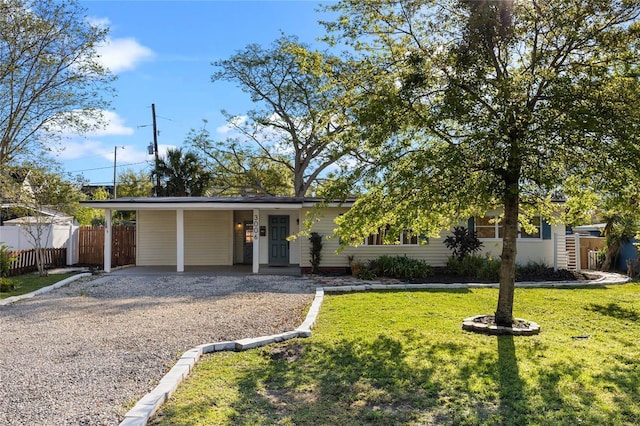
[0,273,93,306]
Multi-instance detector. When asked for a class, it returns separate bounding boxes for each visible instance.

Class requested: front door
[243,221,253,264]
[269,215,289,266]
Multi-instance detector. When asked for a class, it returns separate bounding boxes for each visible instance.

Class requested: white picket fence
[0,224,79,265]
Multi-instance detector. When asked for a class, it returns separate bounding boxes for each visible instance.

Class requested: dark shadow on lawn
[586,303,640,322]
[497,335,529,424]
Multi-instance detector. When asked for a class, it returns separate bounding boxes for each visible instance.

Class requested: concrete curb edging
[119,287,326,426]
[120,271,631,425]
[0,273,93,306]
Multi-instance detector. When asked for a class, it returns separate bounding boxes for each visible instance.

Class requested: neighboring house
[80,196,567,274]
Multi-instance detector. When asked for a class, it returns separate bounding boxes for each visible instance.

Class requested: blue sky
[58,1,334,187]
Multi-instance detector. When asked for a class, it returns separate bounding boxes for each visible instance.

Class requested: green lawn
[0,273,78,299]
[151,284,640,426]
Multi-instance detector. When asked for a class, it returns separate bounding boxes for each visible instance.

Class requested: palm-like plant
[154,148,212,197]
[601,213,638,272]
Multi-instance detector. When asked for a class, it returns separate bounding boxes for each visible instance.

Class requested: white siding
[184,210,233,265]
[137,210,176,265]
[299,208,566,268]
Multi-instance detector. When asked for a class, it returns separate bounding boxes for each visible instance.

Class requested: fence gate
[78,226,136,267]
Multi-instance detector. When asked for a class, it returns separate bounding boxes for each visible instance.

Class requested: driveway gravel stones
[0,273,316,425]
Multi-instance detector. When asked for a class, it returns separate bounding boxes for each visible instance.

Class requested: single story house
[80,196,568,274]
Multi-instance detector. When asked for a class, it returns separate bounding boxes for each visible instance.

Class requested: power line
[68,161,149,174]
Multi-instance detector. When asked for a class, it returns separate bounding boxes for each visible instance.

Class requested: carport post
[176,209,184,272]
[252,209,259,274]
[104,209,112,273]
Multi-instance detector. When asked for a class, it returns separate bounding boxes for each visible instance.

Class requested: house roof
[80,196,356,210]
[3,215,75,225]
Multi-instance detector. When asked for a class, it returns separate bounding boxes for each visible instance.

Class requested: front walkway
[309,270,631,289]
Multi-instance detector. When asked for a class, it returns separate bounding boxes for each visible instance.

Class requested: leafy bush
[309,232,323,274]
[447,254,500,282]
[0,277,18,292]
[477,257,501,282]
[0,244,17,278]
[447,257,582,282]
[444,226,483,260]
[446,254,487,277]
[356,268,377,280]
[366,255,432,280]
[515,261,582,281]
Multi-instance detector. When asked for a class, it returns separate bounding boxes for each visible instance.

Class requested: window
[364,226,423,245]
[475,215,542,239]
[475,216,502,238]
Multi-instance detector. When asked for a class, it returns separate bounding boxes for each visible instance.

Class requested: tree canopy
[117,169,153,198]
[322,0,640,325]
[0,0,114,166]
[197,36,352,197]
[0,164,84,275]
[187,123,293,197]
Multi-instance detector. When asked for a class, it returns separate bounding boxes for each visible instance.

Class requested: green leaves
[0,0,114,166]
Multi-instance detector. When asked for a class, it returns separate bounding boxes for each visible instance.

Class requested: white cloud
[216,115,248,134]
[87,16,111,29]
[48,109,134,137]
[54,139,104,161]
[55,140,155,166]
[96,36,154,74]
[87,110,135,137]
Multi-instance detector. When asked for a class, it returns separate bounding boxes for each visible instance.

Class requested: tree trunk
[601,240,620,271]
[496,179,519,327]
[35,246,47,277]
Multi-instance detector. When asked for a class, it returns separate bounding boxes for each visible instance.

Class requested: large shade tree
[187,123,293,196]
[0,0,114,166]
[193,36,351,197]
[323,0,640,326]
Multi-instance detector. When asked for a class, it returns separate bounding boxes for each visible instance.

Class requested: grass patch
[0,273,77,299]
[151,284,640,425]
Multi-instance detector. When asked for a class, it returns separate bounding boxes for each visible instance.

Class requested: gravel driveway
[0,272,316,425]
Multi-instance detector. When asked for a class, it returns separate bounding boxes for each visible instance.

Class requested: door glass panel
[244,225,253,244]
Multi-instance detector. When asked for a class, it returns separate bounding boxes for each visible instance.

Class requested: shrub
[356,268,377,280]
[477,257,501,282]
[0,277,18,292]
[367,255,431,280]
[447,254,500,282]
[444,226,483,260]
[0,244,17,278]
[515,261,581,281]
[309,232,323,274]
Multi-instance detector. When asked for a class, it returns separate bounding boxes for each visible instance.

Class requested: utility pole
[152,103,160,196]
[113,145,124,198]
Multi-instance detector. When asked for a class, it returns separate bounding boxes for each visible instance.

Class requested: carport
[80,196,308,274]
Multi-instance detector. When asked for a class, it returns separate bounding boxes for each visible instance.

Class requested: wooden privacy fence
[78,226,136,267]
[7,248,67,276]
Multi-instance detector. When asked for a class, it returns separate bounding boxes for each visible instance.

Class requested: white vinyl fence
[0,224,79,265]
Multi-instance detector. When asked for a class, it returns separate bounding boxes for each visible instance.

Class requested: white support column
[252,209,260,274]
[104,209,112,273]
[67,224,73,266]
[176,209,184,272]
